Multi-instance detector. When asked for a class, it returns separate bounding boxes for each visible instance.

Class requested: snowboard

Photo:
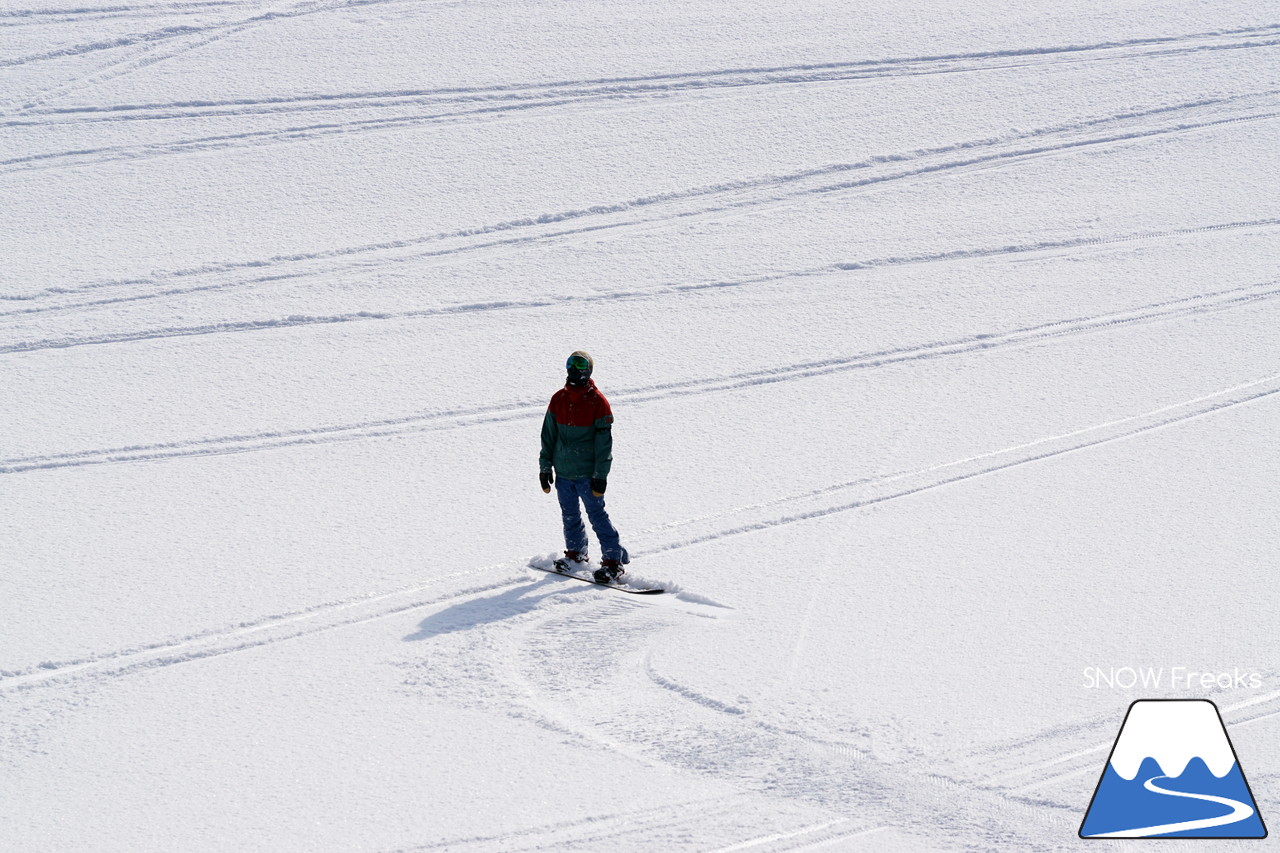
[527,555,665,595]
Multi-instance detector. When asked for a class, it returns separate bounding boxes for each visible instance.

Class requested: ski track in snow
[388,794,778,853]
[481,601,868,849]
[0,568,527,691]
[7,6,1280,851]
[706,822,892,853]
[6,388,1277,850]
[0,0,437,113]
[1,219,1276,357]
[0,561,718,694]
[527,623,1275,848]
[0,2,259,27]
[4,209,1278,341]
[2,91,1276,329]
[5,91,1274,318]
[7,374,1278,716]
[0,0,421,28]
[637,373,1280,557]
[1,0,426,71]
[476,599,1073,850]
[7,24,1280,123]
[5,69,1280,177]
[3,2,279,113]
[8,21,262,113]
[4,280,1278,473]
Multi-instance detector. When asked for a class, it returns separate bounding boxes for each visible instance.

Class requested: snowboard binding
[593,560,624,584]
[553,550,589,572]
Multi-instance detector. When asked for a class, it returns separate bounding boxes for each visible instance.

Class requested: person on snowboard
[539,351,630,584]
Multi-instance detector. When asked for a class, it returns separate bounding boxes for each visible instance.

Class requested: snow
[2,0,1279,850]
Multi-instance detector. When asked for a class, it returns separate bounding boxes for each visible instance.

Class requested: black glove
[540,471,553,493]
[590,478,607,497]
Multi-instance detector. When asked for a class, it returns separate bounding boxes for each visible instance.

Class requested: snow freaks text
[1082,667,1263,690]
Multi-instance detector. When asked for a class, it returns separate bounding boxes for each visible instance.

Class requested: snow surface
[3,0,1279,850]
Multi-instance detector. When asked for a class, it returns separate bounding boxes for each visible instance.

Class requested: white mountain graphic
[1109,700,1236,780]
[1080,699,1267,839]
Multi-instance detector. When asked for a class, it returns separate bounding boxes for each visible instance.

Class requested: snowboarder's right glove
[590,478,607,497]
[540,471,553,493]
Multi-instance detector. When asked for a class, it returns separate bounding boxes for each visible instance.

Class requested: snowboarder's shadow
[403,577,589,641]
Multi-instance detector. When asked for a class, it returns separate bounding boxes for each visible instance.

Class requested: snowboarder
[539,351,630,584]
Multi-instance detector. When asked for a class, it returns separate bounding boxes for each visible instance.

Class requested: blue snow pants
[554,477,629,563]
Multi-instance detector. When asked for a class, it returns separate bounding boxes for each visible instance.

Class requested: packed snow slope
[3,0,1279,850]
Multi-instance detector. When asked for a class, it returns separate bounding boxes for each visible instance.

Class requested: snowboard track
[496,598,1073,851]
[0,0,438,113]
[640,374,1280,559]
[10,22,261,112]
[5,75,1278,180]
[388,794,764,853]
[3,90,1275,326]
[9,23,1280,123]
[4,212,1277,341]
[0,1,266,27]
[1,0,431,70]
[0,568,527,692]
[8,6,1280,852]
[8,387,1278,849]
[404,592,889,852]
[707,821,891,853]
[4,280,1278,473]
[7,376,1277,727]
[489,599,897,851]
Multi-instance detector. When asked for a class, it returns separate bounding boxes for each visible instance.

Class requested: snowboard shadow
[403,577,590,641]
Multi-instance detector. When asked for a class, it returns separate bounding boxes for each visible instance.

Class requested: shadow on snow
[403,577,589,641]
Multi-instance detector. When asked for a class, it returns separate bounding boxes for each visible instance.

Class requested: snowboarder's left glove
[540,471,553,493]
[590,478,607,497]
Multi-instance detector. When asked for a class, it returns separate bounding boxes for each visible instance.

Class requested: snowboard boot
[554,550,589,571]
[593,559,624,584]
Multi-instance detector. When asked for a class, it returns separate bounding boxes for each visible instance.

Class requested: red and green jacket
[539,380,613,480]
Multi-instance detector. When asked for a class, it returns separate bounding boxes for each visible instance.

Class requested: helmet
[566,350,593,386]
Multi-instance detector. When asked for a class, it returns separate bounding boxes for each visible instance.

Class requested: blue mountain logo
[1080,699,1266,838]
